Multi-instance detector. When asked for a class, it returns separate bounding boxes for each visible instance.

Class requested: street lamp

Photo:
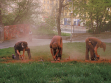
[70,0,73,42]
[70,12,73,42]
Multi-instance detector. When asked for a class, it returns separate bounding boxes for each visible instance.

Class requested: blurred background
[0,0,111,43]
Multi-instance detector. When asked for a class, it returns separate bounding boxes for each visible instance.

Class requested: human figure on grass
[50,35,63,61]
[85,37,106,61]
[12,41,31,60]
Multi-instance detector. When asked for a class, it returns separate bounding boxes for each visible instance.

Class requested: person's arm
[22,46,29,59]
[22,48,25,57]
[50,48,54,58]
[16,50,21,56]
[53,49,59,59]
[60,38,63,57]
[94,46,99,57]
[60,48,62,58]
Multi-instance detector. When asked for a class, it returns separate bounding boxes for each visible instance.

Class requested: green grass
[61,32,71,36]
[32,27,71,36]
[0,62,111,83]
[0,42,111,83]
[0,47,14,58]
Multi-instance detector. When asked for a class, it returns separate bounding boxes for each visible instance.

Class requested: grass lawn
[0,42,111,83]
[0,62,111,83]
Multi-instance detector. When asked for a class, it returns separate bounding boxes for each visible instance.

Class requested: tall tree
[2,0,41,26]
[12,0,41,25]
[72,0,111,33]
[56,0,69,36]
[0,2,2,26]
[0,0,7,42]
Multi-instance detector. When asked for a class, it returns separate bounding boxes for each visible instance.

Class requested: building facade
[41,0,84,26]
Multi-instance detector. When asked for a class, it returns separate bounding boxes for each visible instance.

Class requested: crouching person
[85,37,106,61]
[12,41,31,60]
[50,36,63,61]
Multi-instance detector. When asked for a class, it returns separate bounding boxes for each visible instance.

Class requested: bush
[61,33,71,36]
[32,22,56,35]
[101,21,111,32]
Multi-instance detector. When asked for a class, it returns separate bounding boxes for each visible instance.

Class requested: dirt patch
[1,56,111,64]
[51,57,111,63]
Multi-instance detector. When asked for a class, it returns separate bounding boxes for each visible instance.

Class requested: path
[0,33,111,49]
[0,37,69,49]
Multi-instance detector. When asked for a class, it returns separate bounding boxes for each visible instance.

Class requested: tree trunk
[0,2,2,25]
[90,13,94,33]
[56,0,62,36]
[96,15,99,33]
[57,15,61,36]
[0,2,4,42]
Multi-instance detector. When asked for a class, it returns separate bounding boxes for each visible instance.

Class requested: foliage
[31,22,56,35]
[1,0,41,26]
[61,32,71,36]
[56,0,70,36]
[101,21,111,32]
[45,16,56,29]
[72,0,111,33]
[2,13,15,26]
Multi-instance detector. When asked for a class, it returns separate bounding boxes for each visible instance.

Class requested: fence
[4,24,30,41]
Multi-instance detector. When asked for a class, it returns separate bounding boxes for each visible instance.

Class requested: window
[50,1,54,5]
[47,1,49,4]
[47,6,49,9]
[44,0,46,3]
[65,13,67,16]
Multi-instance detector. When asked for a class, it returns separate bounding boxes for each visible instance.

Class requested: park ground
[1,32,111,83]
[0,32,111,63]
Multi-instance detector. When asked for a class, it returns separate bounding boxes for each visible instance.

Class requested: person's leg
[26,48,31,59]
[15,52,20,60]
[12,50,20,60]
[89,49,95,61]
[85,48,89,60]
[85,40,90,60]
[57,48,62,60]
[53,49,57,60]
[89,44,95,61]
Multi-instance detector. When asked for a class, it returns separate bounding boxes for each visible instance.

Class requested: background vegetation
[1,0,111,36]
[71,0,111,33]
[1,0,41,26]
